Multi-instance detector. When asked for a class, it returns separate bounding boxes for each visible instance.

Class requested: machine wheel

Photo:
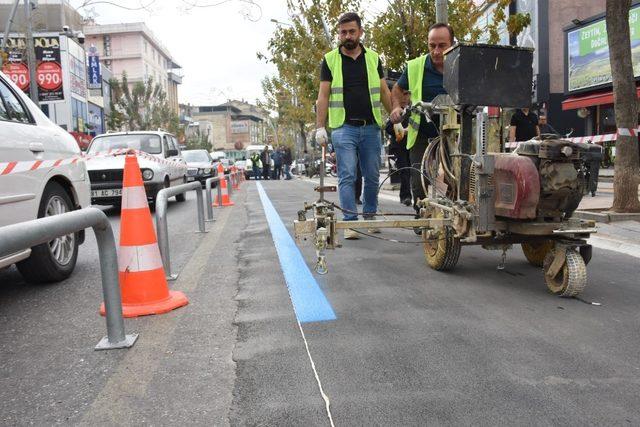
[521,241,554,267]
[422,225,461,271]
[543,248,587,297]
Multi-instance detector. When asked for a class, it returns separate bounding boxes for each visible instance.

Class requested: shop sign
[566,4,640,93]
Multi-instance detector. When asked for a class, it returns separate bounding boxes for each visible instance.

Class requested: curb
[573,210,640,224]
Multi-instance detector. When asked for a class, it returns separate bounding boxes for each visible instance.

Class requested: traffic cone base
[100,290,188,317]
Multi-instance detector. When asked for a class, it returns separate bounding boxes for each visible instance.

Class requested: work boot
[401,198,412,206]
[344,228,359,240]
[364,215,380,234]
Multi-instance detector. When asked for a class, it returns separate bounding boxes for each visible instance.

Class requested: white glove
[316,127,328,146]
[393,123,407,141]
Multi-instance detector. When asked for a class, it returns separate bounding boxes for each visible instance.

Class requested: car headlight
[204,168,212,174]
[197,168,204,174]
[142,169,154,181]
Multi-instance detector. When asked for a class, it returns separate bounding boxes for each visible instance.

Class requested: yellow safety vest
[325,47,383,129]
[406,54,428,150]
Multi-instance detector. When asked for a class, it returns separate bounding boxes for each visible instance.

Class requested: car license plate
[91,189,122,198]
[187,176,195,182]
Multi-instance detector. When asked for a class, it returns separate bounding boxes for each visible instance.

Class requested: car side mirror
[167,148,178,157]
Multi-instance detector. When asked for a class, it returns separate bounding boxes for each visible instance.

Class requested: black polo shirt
[320,46,384,123]
[510,109,539,141]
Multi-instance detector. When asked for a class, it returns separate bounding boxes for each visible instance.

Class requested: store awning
[562,87,640,110]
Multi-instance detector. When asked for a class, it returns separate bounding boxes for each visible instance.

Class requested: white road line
[297,318,335,427]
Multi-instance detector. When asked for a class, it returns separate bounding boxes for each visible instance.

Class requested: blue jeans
[284,164,291,179]
[331,124,381,221]
[252,165,261,179]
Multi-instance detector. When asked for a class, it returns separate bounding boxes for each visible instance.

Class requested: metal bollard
[156,181,207,281]
[227,174,233,198]
[217,175,223,205]
[0,208,138,350]
[204,176,221,222]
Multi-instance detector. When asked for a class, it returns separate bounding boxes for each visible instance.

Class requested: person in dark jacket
[261,146,271,180]
[271,148,283,179]
[283,147,293,180]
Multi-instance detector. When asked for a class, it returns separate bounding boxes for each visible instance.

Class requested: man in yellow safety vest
[390,23,454,219]
[316,12,392,240]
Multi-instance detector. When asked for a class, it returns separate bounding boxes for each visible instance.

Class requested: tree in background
[367,0,530,71]
[107,72,180,133]
[606,0,640,213]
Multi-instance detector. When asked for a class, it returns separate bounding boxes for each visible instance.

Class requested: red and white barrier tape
[1,149,185,177]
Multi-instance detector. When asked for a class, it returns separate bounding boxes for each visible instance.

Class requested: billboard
[0,36,64,102]
[565,4,640,94]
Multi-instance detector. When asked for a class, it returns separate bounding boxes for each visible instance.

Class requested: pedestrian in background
[283,147,293,180]
[538,113,558,135]
[315,12,392,240]
[271,147,283,179]
[250,151,262,180]
[261,146,271,180]
[509,108,540,142]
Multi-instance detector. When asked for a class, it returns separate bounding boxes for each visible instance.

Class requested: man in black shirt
[316,12,392,240]
[509,108,540,142]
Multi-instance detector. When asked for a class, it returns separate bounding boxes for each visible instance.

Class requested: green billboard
[567,5,640,93]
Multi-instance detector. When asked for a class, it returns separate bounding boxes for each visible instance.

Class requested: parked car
[182,149,216,186]
[0,71,91,283]
[220,158,234,174]
[210,150,226,161]
[85,131,187,207]
[234,159,247,172]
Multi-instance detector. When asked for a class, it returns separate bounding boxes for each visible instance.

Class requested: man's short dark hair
[338,12,362,28]
[428,22,455,44]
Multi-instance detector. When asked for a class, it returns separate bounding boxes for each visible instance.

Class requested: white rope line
[296,319,335,427]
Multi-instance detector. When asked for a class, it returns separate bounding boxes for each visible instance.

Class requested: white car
[0,71,90,283]
[85,131,188,206]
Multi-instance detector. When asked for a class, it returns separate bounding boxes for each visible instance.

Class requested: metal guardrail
[0,208,138,351]
[205,175,223,222]
[156,181,207,281]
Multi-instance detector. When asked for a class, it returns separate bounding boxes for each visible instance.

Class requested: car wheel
[16,182,79,283]
[175,176,187,202]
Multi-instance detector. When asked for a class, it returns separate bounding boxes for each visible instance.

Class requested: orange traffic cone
[213,162,234,206]
[100,153,188,318]
[232,166,240,190]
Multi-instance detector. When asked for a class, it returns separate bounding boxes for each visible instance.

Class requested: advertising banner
[34,36,64,102]
[566,5,640,93]
[0,36,64,101]
[87,45,102,90]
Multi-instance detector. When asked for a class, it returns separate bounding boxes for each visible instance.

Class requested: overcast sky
[70,0,386,107]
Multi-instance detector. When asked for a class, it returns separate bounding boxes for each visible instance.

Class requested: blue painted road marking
[256,182,337,323]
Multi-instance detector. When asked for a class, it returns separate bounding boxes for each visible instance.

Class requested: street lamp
[270,18,293,26]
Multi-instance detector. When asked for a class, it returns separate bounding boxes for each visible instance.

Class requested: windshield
[88,134,162,155]
[182,151,211,162]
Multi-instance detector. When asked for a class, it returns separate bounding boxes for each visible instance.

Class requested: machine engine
[492,139,597,220]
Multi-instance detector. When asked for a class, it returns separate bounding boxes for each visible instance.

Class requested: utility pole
[436,0,448,24]
[1,0,21,68]
[24,0,39,104]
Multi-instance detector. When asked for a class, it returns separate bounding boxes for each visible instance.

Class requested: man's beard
[341,40,358,50]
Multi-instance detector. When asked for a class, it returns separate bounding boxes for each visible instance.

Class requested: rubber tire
[543,248,587,297]
[423,226,461,271]
[16,182,79,283]
[521,241,555,267]
[175,177,187,202]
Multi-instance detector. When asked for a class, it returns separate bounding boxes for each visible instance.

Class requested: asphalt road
[1,179,639,425]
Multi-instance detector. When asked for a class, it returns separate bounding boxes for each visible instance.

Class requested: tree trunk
[299,121,307,153]
[607,0,640,212]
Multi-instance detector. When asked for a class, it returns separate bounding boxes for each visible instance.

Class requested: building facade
[83,22,182,114]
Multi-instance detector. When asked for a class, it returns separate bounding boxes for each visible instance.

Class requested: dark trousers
[262,165,270,180]
[409,134,430,212]
[273,165,282,179]
[390,144,412,201]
